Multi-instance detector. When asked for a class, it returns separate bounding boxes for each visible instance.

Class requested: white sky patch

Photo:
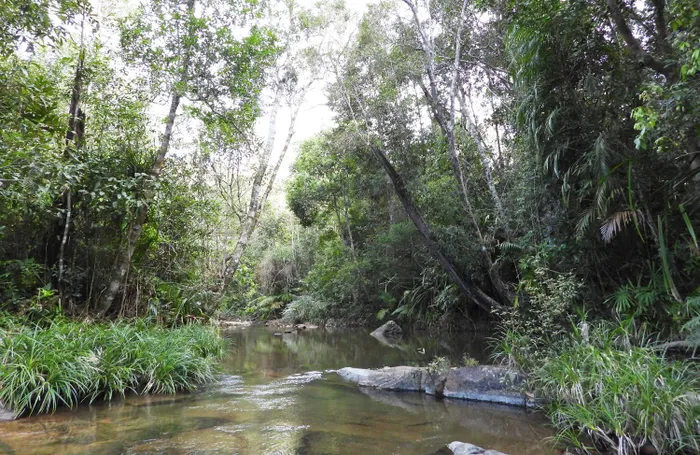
[263,0,379,182]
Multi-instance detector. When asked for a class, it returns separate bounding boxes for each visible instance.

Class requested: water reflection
[0,326,554,455]
[222,326,491,384]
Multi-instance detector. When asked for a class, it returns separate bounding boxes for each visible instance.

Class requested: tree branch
[606,0,675,79]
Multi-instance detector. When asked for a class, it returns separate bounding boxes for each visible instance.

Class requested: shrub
[244,292,294,321]
[282,295,333,323]
[426,356,451,375]
[0,319,226,416]
[461,354,479,367]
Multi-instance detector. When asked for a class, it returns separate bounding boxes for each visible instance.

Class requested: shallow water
[0,327,555,455]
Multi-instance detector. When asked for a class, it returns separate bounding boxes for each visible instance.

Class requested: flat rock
[421,370,448,396]
[219,319,253,328]
[444,366,527,407]
[336,367,374,383]
[338,366,423,391]
[429,441,508,455]
[445,366,522,392]
[338,365,532,407]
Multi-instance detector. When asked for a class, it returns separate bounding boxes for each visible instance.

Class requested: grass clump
[497,322,700,455]
[426,356,451,375]
[0,319,226,416]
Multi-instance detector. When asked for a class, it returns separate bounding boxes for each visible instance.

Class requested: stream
[0,326,555,455]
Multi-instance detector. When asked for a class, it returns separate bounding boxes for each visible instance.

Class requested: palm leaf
[599,210,642,243]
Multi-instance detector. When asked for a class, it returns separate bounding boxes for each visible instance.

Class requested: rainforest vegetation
[1,0,699,453]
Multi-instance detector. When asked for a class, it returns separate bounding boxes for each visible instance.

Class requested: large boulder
[443,366,526,407]
[337,365,532,407]
[431,441,509,455]
[370,320,402,339]
[338,366,423,391]
[336,367,374,383]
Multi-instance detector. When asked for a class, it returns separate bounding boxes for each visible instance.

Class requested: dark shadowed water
[0,326,555,455]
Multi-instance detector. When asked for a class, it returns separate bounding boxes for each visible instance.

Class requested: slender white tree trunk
[404,0,513,304]
[458,86,508,226]
[222,84,308,284]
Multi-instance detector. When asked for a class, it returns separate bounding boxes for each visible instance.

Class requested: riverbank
[0,318,226,418]
[0,325,554,454]
[495,322,700,455]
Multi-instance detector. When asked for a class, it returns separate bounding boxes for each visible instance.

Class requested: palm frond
[600,210,642,243]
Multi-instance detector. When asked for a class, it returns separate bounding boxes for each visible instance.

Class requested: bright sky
[90,0,379,183]
[269,0,378,181]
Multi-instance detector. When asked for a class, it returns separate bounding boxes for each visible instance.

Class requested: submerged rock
[324,318,346,328]
[430,441,509,455]
[370,320,403,339]
[337,365,532,407]
[219,319,253,328]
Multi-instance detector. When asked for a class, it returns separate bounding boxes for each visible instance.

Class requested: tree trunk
[370,144,504,313]
[58,190,72,308]
[47,47,85,288]
[96,15,193,316]
[222,85,307,283]
[606,0,676,79]
[458,86,508,227]
[97,89,183,316]
[407,0,513,305]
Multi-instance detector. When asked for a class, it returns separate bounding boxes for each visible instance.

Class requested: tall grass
[0,319,226,416]
[497,322,700,455]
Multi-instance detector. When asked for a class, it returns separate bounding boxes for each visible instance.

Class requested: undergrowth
[494,321,700,455]
[0,318,226,416]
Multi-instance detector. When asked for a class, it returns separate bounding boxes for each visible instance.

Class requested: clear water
[0,326,555,455]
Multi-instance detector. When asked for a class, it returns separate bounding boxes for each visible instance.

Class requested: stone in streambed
[443,366,527,407]
[370,320,403,339]
[429,441,509,455]
[336,367,374,383]
[421,370,447,396]
[337,365,532,407]
[338,366,423,391]
[0,405,15,421]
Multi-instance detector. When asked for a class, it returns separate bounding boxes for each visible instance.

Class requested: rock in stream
[370,320,403,339]
[337,365,533,407]
[431,441,509,455]
[0,405,15,421]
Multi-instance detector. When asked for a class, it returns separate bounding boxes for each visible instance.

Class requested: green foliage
[392,267,460,323]
[0,318,225,416]
[426,356,451,376]
[502,244,583,339]
[219,261,258,317]
[282,295,333,324]
[532,323,699,455]
[461,354,479,367]
[0,0,90,56]
[244,292,294,321]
